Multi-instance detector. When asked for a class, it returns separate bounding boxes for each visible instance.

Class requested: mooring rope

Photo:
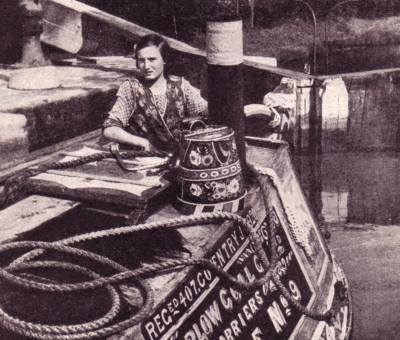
[0,260,122,335]
[0,159,334,339]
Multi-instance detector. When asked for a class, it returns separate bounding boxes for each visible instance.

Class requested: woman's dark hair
[134,34,170,63]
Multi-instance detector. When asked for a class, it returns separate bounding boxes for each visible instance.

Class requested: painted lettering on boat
[182,276,303,340]
[142,209,313,340]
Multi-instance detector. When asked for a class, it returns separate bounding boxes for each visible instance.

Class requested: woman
[103,34,208,152]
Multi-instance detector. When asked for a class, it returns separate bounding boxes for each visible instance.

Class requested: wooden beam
[243,58,314,80]
[47,0,206,57]
[317,67,400,80]
[46,169,160,188]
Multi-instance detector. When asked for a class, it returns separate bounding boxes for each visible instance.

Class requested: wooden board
[42,0,205,57]
[0,195,79,243]
[26,147,171,209]
[28,173,170,209]
[41,0,83,53]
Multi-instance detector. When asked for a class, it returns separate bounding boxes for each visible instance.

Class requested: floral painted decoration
[189,183,203,197]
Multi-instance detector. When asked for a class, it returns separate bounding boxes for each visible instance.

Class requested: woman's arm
[103,80,156,150]
[183,79,208,117]
[103,126,156,150]
[103,126,155,150]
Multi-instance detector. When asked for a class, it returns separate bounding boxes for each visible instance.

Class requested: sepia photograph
[0,0,399,339]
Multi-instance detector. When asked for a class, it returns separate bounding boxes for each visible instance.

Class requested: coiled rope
[0,161,334,339]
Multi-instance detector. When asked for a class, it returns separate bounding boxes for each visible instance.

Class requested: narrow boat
[0,128,352,340]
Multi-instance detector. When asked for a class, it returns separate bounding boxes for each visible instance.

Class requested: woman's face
[136,46,165,81]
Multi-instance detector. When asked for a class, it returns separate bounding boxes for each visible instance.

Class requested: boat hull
[0,138,352,340]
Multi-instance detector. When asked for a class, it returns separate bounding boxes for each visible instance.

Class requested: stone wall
[0,64,134,168]
[21,89,116,150]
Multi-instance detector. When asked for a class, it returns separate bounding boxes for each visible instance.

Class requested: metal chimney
[205,1,246,169]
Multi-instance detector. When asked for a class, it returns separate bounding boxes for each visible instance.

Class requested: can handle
[186,119,207,132]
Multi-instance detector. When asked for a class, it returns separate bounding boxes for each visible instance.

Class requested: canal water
[295,151,400,225]
[295,151,400,340]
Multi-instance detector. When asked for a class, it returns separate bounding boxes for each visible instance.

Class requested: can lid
[185,126,233,141]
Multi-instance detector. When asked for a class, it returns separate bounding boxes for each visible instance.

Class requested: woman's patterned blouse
[103,76,207,149]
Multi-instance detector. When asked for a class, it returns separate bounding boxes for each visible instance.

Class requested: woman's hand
[104,126,158,151]
[141,140,158,152]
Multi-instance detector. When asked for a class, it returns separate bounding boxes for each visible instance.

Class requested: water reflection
[295,152,400,225]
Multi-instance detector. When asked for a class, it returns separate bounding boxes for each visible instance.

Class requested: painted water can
[176,125,246,215]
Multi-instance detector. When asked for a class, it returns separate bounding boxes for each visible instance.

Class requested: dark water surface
[294,151,400,340]
[294,151,400,226]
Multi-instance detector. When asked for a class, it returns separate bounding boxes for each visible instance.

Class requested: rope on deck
[0,163,335,339]
[0,149,170,209]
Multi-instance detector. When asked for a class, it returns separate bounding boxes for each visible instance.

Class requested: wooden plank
[0,195,79,243]
[46,0,205,57]
[317,66,400,80]
[27,172,170,209]
[243,58,314,80]
[46,169,159,188]
[41,0,83,53]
